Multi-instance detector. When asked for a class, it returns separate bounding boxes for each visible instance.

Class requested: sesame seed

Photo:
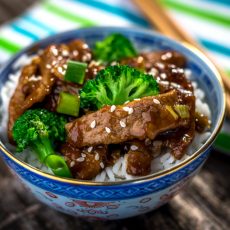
[110,105,116,112]
[134,98,140,101]
[130,145,138,151]
[120,120,126,128]
[52,48,58,56]
[81,153,86,158]
[62,50,69,56]
[128,108,134,114]
[105,127,111,133]
[70,161,75,167]
[124,100,130,104]
[90,120,96,129]
[95,153,99,161]
[123,107,130,112]
[58,67,66,75]
[76,157,85,162]
[52,60,57,66]
[153,99,160,104]
[46,64,51,69]
[58,66,63,73]
[100,162,105,169]
[160,73,167,79]
[58,56,63,61]
[73,50,78,56]
[88,146,93,152]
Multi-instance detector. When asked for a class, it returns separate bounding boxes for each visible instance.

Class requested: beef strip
[66,90,192,148]
[60,143,107,180]
[8,56,55,141]
[121,50,186,70]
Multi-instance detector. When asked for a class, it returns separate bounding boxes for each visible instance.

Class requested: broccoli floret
[93,33,137,63]
[12,109,72,178]
[80,65,159,110]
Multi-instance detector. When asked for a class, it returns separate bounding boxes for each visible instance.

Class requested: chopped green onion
[174,105,190,119]
[165,105,178,120]
[45,155,72,178]
[56,92,80,117]
[64,60,87,84]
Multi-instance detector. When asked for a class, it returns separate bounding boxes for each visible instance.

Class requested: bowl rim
[0,26,226,186]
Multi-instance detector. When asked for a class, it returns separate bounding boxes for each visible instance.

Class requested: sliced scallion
[165,105,178,120]
[56,92,80,117]
[174,105,190,119]
[64,60,87,84]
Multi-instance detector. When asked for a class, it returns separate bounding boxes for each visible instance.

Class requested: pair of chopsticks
[133,0,230,116]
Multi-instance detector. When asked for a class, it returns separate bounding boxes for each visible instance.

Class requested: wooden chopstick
[133,0,230,115]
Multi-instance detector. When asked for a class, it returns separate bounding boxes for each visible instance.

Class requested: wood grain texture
[0,1,230,230]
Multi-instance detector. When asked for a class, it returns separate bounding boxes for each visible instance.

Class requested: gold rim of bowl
[0,41,226,186]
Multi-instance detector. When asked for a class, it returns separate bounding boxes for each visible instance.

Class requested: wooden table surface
[0,1,230,229]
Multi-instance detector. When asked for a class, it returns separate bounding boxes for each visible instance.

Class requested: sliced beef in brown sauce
[60,143,107,180]
[66,90,192,148]
[126,141,153,176]
[8,56,55,141]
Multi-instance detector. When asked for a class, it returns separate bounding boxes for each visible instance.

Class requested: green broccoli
[12,109,72,178]
[80,65,159,110]
[93,33,137,63]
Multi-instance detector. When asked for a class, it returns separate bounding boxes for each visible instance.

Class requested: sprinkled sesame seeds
[58,67,66,75]
[130,145,138,151]
[88,146,93,152]
[81,153,86,158]
[123,106,133,115]
[134,98,140,101]
[110,105,116,112]
[46,64,51,69]
[128,108,134,114]
[100,162,104,169]
[95,153,99,161]
[62,50,69,56]
[73,50,78,56]
[123,107,130,112]
[160,73,167,79]
[76,157,85,162]
[52,48,58,56]
[105,127,111,133]
[70,161,75,167]
[120,120,126,128]
[153,98,160,104]
[90,120,96,129]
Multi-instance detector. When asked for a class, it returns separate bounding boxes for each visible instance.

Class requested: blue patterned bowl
[0,27,225,220]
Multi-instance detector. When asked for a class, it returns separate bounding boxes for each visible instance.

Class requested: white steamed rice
[0,55,212,182]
